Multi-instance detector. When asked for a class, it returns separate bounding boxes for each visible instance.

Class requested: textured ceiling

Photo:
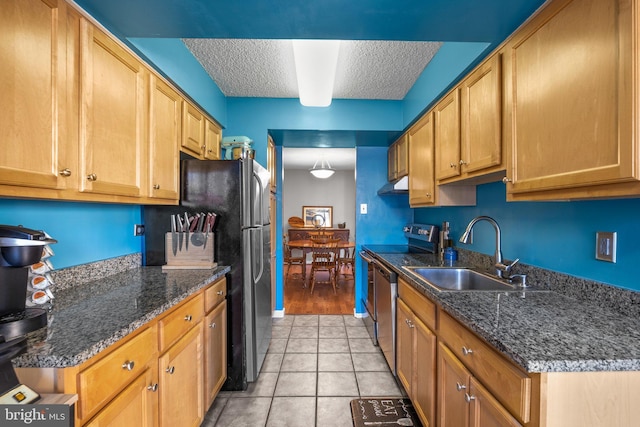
[183,39,442,100]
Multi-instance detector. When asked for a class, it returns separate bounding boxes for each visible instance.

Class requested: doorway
[282,147,356,314]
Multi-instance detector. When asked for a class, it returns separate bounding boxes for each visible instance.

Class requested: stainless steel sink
[402,267,517,291]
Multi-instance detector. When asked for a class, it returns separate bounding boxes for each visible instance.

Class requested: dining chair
[283,235,306,284]
[336,246,355,283]
[310,239,340,294]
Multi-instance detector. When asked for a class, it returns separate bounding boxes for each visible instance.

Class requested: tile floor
[200,314,405,427]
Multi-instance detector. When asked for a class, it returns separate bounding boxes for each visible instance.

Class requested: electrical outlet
[360,204,368,214]
[595,231,616,263]
[134,224,145,236]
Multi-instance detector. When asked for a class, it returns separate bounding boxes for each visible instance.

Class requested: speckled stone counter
[14,266,229,368]
[364,249,640,373]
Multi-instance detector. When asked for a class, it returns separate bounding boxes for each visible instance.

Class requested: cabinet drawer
[78,326,156,420]
[398,279,436,331]
[158,293,203,352]
[439,311,531,423]
[204,278,226,313]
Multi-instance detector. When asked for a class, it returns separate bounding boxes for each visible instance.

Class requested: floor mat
[350,398,422,426]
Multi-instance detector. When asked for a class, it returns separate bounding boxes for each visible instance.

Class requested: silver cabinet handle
[459,159,467,166]
[122,361,135,371]
[456,382,466,391]
[147,383,158,392]
[153,184,160,190]
[87,173,97,181]
[59,168,71,177]
[165,366,175,374]
[216,291,224,295]
[462,346,473,356]
[184,314,192,322]
[209,322,216,328]
[502,176,512,184]
[465,393,476,403]
[449,162,457,168]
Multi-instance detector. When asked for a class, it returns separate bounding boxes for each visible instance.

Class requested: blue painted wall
[0,199,141,269]
[354,146,414,313]
[414,182,640,292]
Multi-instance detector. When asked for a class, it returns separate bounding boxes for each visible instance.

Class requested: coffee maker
[0,225,56,404]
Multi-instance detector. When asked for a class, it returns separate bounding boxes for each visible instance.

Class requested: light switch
[360,204,367,214]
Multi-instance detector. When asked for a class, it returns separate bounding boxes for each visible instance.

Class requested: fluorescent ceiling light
[292,40,341,107]
[309,159,335,179]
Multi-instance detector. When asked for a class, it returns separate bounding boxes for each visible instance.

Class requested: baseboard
[273,309,285,318]
[353,309,367,318]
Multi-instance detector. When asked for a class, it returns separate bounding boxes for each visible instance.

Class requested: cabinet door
[413,314,436,427]
[460,54,502,175]
[204,301,227,408]
[79,19,146,197]
[438,343,470,427]
[408,112,436,206]
[0,0,72,191]
[85,367,157,427]
[181,101,205,158]
[159,323,204,427]
[148,76,180,200]
[204,119,221,160]
[396,299,413,394]
[388,143,398,181]
[434,89,461,181]
[469,377,522,427]
[507,0,635,196]
[396,135,409,178]
[267,135,277,192]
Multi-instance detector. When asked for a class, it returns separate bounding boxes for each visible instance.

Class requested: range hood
[377,176,408,195]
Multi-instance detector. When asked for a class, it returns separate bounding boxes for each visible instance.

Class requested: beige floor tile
[266,396,316,427]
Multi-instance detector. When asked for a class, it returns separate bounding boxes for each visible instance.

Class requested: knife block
[162,232,217,270]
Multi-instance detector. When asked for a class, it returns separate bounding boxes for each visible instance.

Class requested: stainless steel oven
[360,251,377,345]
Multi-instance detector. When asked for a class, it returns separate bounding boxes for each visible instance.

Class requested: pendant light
[309,159,335,179]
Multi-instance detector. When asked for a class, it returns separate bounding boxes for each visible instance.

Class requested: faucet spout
[459,216,506,277]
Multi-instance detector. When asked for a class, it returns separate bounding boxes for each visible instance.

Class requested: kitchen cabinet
[434,89,461,181]
[204,118,222,160]
[204,278,227,407]
[148,75,181,201]
[0,0,76,194]
[181,100,206,159]
[438,343,521,427]
[158,323,204,427]
[388,134,409,181]
[504,0,640,200]
[408,111,475,207]
[79,18,147,198]
[396,281,437,427]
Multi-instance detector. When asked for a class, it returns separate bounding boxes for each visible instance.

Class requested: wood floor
[283,263,355,315]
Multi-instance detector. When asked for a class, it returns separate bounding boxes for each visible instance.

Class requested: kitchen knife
[203,213,212,249]
[170,215,177,256]
[177,215,184,251]
[184,212,190,250]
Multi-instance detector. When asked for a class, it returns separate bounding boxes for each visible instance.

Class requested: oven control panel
[404,224,439,243]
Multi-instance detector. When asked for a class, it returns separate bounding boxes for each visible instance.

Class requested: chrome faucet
[459,216,519,279]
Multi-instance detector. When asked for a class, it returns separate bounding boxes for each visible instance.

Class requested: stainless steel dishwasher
[360,251,377,345]
[374,259,398,375]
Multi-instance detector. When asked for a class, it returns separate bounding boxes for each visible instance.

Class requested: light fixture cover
[309,159,335,179]
[292,40,341,107]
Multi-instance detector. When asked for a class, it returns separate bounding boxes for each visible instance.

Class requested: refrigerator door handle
[251,227,265,284]
[253,170,265,226]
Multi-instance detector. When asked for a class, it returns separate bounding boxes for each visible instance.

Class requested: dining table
[287,239,354,255]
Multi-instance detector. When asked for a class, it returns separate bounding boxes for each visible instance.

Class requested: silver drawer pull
[121,361,135,371]
[465,393,476,403]
[456,382,466,391]
[59,168,71,177]
[184,314,193,321]
[462,346,473,355]
[209,322,216,329]
[87,173,97,181]
[147,383,158,392]
[216,291,224,295]
[153,184,160,190]
[166,366,175,374]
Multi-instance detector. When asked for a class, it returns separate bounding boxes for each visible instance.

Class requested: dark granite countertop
[366,250,640,373]
[14,266,230,369]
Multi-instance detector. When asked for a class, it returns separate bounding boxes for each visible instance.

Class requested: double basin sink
[402,266,524,292]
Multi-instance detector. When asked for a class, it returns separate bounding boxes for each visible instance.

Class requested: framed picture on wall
[302,206,333,228]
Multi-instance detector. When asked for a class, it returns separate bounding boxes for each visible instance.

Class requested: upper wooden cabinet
[79,19,147,198]
[204,118,221,160]
[0,0,75,192]
[435,89,462,181]
[148,76,180,201]
[181,101,205,159]
[388,134,409,181]
[504,0,638,200]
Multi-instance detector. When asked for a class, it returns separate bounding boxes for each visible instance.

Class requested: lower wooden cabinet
[204,290,227,407]
[158,323,204,427]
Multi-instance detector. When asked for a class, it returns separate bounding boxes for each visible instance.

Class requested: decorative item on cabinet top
[221,136,254,160]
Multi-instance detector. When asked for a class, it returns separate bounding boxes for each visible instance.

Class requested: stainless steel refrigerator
[142,158,272,390]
